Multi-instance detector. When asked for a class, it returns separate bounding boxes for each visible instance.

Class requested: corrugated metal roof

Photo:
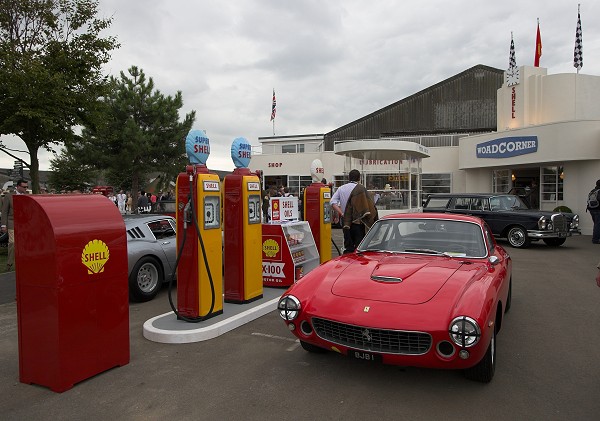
[324,65,503,150]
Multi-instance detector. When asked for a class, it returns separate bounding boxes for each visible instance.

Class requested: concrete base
[143,287,284,344]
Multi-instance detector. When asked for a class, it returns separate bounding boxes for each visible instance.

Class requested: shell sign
[81,239,110,274]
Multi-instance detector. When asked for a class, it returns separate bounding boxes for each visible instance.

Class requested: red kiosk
[15,195,129,393]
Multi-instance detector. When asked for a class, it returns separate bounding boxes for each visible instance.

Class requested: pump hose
[167,177,217,323]
[331,237,342,256]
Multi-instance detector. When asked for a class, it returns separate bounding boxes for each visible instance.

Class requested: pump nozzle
[183,200,191,229]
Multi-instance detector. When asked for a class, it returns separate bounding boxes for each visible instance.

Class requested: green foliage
[77,66,195,207]
[48,146,99,191]
[0,0,118,193]
[553,206,572,213]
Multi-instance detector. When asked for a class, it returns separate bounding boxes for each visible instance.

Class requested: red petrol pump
[223,137,263,303]
[303,159,332,263]
[172,130,223,321]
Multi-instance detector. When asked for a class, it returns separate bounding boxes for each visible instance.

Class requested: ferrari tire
[129,256,163,302]
[300,340,327,353]
[543,238,567,247]
[507,226,530,248]
[464,327,496,383]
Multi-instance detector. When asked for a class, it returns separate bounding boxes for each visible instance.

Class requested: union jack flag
[270,89,276,121]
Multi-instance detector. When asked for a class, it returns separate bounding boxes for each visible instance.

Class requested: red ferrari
[278,213,512,382]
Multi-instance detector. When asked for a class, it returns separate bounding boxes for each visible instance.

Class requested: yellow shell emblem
[263,239,279,258]
[81,239,110,274]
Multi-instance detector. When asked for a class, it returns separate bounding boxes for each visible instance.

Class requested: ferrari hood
[331,254,464,305]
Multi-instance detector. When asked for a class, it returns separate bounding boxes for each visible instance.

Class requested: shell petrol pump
[223,137,263,303]
[303,159,332,264]
[171,129,223,321]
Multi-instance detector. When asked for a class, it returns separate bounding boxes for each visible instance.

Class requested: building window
[492,169,510,193]
[422,173,451,196]
[541,166,563,201]
[281,144,304,154]
[286,175,312,197]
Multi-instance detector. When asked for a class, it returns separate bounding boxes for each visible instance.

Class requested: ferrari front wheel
[300,340,327,353]
[464,328,496,383]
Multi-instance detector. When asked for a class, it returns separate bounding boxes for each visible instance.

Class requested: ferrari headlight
[278,295,301,321]
[449,316,481,348]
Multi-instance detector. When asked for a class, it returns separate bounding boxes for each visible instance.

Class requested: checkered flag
[509,34,516,69]
[574,7,583,71]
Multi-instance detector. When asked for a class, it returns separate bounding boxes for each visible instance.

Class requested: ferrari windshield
[357,218,487,258]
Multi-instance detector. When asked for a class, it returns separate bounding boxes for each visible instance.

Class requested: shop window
[541,166,563,201]
[492,170,510,193]
[422,173,451,195]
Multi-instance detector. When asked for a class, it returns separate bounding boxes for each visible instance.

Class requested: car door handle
[161,241,170,245]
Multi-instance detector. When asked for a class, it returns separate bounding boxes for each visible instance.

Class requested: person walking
[330,169,377,254]
[587,179,600,244]
[1,179,28,271]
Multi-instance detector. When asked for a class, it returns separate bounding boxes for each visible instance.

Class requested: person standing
[116,190,127,214]
[126,192,132,214]
[587,179,600,244]
[1,179,28,271]
[331,169,377,254]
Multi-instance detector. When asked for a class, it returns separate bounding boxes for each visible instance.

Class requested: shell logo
[81,239,110,275]
[263,239,280,258]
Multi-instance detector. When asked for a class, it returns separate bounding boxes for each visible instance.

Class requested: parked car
[422,193,580,248]
[125,215,177,302]
[278,213,512,382]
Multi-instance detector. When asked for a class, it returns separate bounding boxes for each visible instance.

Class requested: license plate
[348,349,382,363]
[558,233,567,238]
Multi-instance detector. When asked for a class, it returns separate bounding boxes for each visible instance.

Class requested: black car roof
[427,193,512,198]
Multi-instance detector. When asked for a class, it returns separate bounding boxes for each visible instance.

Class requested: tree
[0,0,118,193]
[76,66,195,210]
[48,145,98,192]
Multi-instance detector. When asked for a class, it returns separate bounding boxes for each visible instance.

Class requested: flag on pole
[270,89,277,121]
[534,20,542,67]
[509,33,516,69]
[574,5,583,71]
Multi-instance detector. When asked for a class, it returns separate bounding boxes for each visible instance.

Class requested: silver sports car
[124,215,177,302]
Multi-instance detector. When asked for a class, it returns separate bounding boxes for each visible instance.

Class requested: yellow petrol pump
[303,159,332,263]
[174,129,223,321]
[223,137,263,303]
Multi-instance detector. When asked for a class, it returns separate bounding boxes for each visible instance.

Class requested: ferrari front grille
[311,317,432,355]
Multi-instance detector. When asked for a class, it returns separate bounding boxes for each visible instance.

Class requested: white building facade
[251,65,600,234]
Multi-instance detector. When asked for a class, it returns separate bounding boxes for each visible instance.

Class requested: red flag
[534,21,542,67]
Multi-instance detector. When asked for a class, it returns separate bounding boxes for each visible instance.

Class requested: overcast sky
[1,0,598,172]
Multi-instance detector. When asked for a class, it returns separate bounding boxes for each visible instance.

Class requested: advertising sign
[269,197,299,222]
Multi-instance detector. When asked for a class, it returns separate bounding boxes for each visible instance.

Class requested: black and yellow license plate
[348,349,382,363]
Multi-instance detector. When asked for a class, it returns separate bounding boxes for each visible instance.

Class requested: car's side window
[147,219,176,240]
[471,198,488,211]
[484,226,495,252]
[451,197,470,210]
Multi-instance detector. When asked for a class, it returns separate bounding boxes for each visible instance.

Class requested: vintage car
[422,193,580,248]
[125,215,177,302]
[278,213,512,382]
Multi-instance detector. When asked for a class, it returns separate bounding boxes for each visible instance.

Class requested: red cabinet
[262,221,320,287]
[15,195,129,392]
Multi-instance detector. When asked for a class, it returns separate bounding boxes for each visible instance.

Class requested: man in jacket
[1,179,28,271]
[331,169,378,254]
